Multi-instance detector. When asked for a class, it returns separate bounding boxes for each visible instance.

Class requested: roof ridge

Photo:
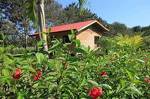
[51,20,96,27]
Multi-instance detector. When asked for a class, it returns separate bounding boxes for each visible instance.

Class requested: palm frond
[26,0,38,26]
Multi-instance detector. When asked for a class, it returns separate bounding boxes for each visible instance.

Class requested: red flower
[33,70,42,81]
[34,75,40,81]
[144,77,150,84]
[12,68,22,80]
[88,87,103,99]
[100,71,108,77]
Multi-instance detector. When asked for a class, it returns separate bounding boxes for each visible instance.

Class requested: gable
[76,28,101,49]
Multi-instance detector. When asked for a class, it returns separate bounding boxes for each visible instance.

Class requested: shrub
[0,35,150,98]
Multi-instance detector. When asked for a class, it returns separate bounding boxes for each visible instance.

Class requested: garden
[0,0,150,99]
[0,34,150,98]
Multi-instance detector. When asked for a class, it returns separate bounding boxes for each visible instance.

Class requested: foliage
[110,22,131,35]
[0,0,33,47]
[142,36,150,50]
[132,25,150,36]
[110,22,150,37]
[0,34,150,98]
[44,1,108,27]
[57,2,108,26]
[44,0,63,26]
[116,34,143,49]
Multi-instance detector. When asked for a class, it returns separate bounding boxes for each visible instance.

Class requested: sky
[57,0,150,27]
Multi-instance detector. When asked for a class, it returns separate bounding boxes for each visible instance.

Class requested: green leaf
[2,69,10,76]
[3,56,14,66]
[75,47,87,54]
[125,69,133,81]
[136,59,145,63]
[64,88,74,98]
[26,0,37,26]
[100,84,112,89]
[49,39,61,50]
[120,80,126,89]
[129,85,142,95]
[22,66,35,72]
[80,77,87,87]
[0,76,11,85]
[73,39,81,47]
[32,83,39,88]
[68,30,76,41]
[36,53,47,64]
[17,92,24,99]
[88,80,99,86]
[116,84,121,93]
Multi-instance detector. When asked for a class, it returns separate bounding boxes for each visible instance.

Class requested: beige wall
[76,29,102,49]
[47,29,102,49]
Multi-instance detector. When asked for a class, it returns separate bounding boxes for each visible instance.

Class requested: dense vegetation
[0,34,150,98]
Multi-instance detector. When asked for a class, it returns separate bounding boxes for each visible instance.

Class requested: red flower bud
[12,68,22,80]
[33,70,42,81]
[37,70,42,77]
[100,71,108,77]
[34,75,40,81]
[88,87,103,99]
[144,77,150,84]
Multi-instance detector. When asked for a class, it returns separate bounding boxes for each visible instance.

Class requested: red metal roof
[30,20,109,36]
[50,20,95,33]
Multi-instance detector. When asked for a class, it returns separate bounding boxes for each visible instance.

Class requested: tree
[131,25,150,36]
[110,22,131,35]
[132,26,142,32]
[53,2,108,26]
[141,26,150,36]
[44,0,63,26]
[0,0,31,47]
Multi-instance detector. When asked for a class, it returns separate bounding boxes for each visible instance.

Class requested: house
[31,20,109,49]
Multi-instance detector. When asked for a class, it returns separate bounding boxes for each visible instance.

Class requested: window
[63,35,71,43]
[50,35,56,40]
[94,36,100,44]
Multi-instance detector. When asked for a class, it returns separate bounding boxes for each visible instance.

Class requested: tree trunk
[25,26,27,49]
[23,19,28,49]
[37,0,48,51]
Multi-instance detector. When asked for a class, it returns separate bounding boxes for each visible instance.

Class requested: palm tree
[28,0,87,51]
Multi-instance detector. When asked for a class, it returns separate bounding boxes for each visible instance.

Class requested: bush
[0,35,150,98]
